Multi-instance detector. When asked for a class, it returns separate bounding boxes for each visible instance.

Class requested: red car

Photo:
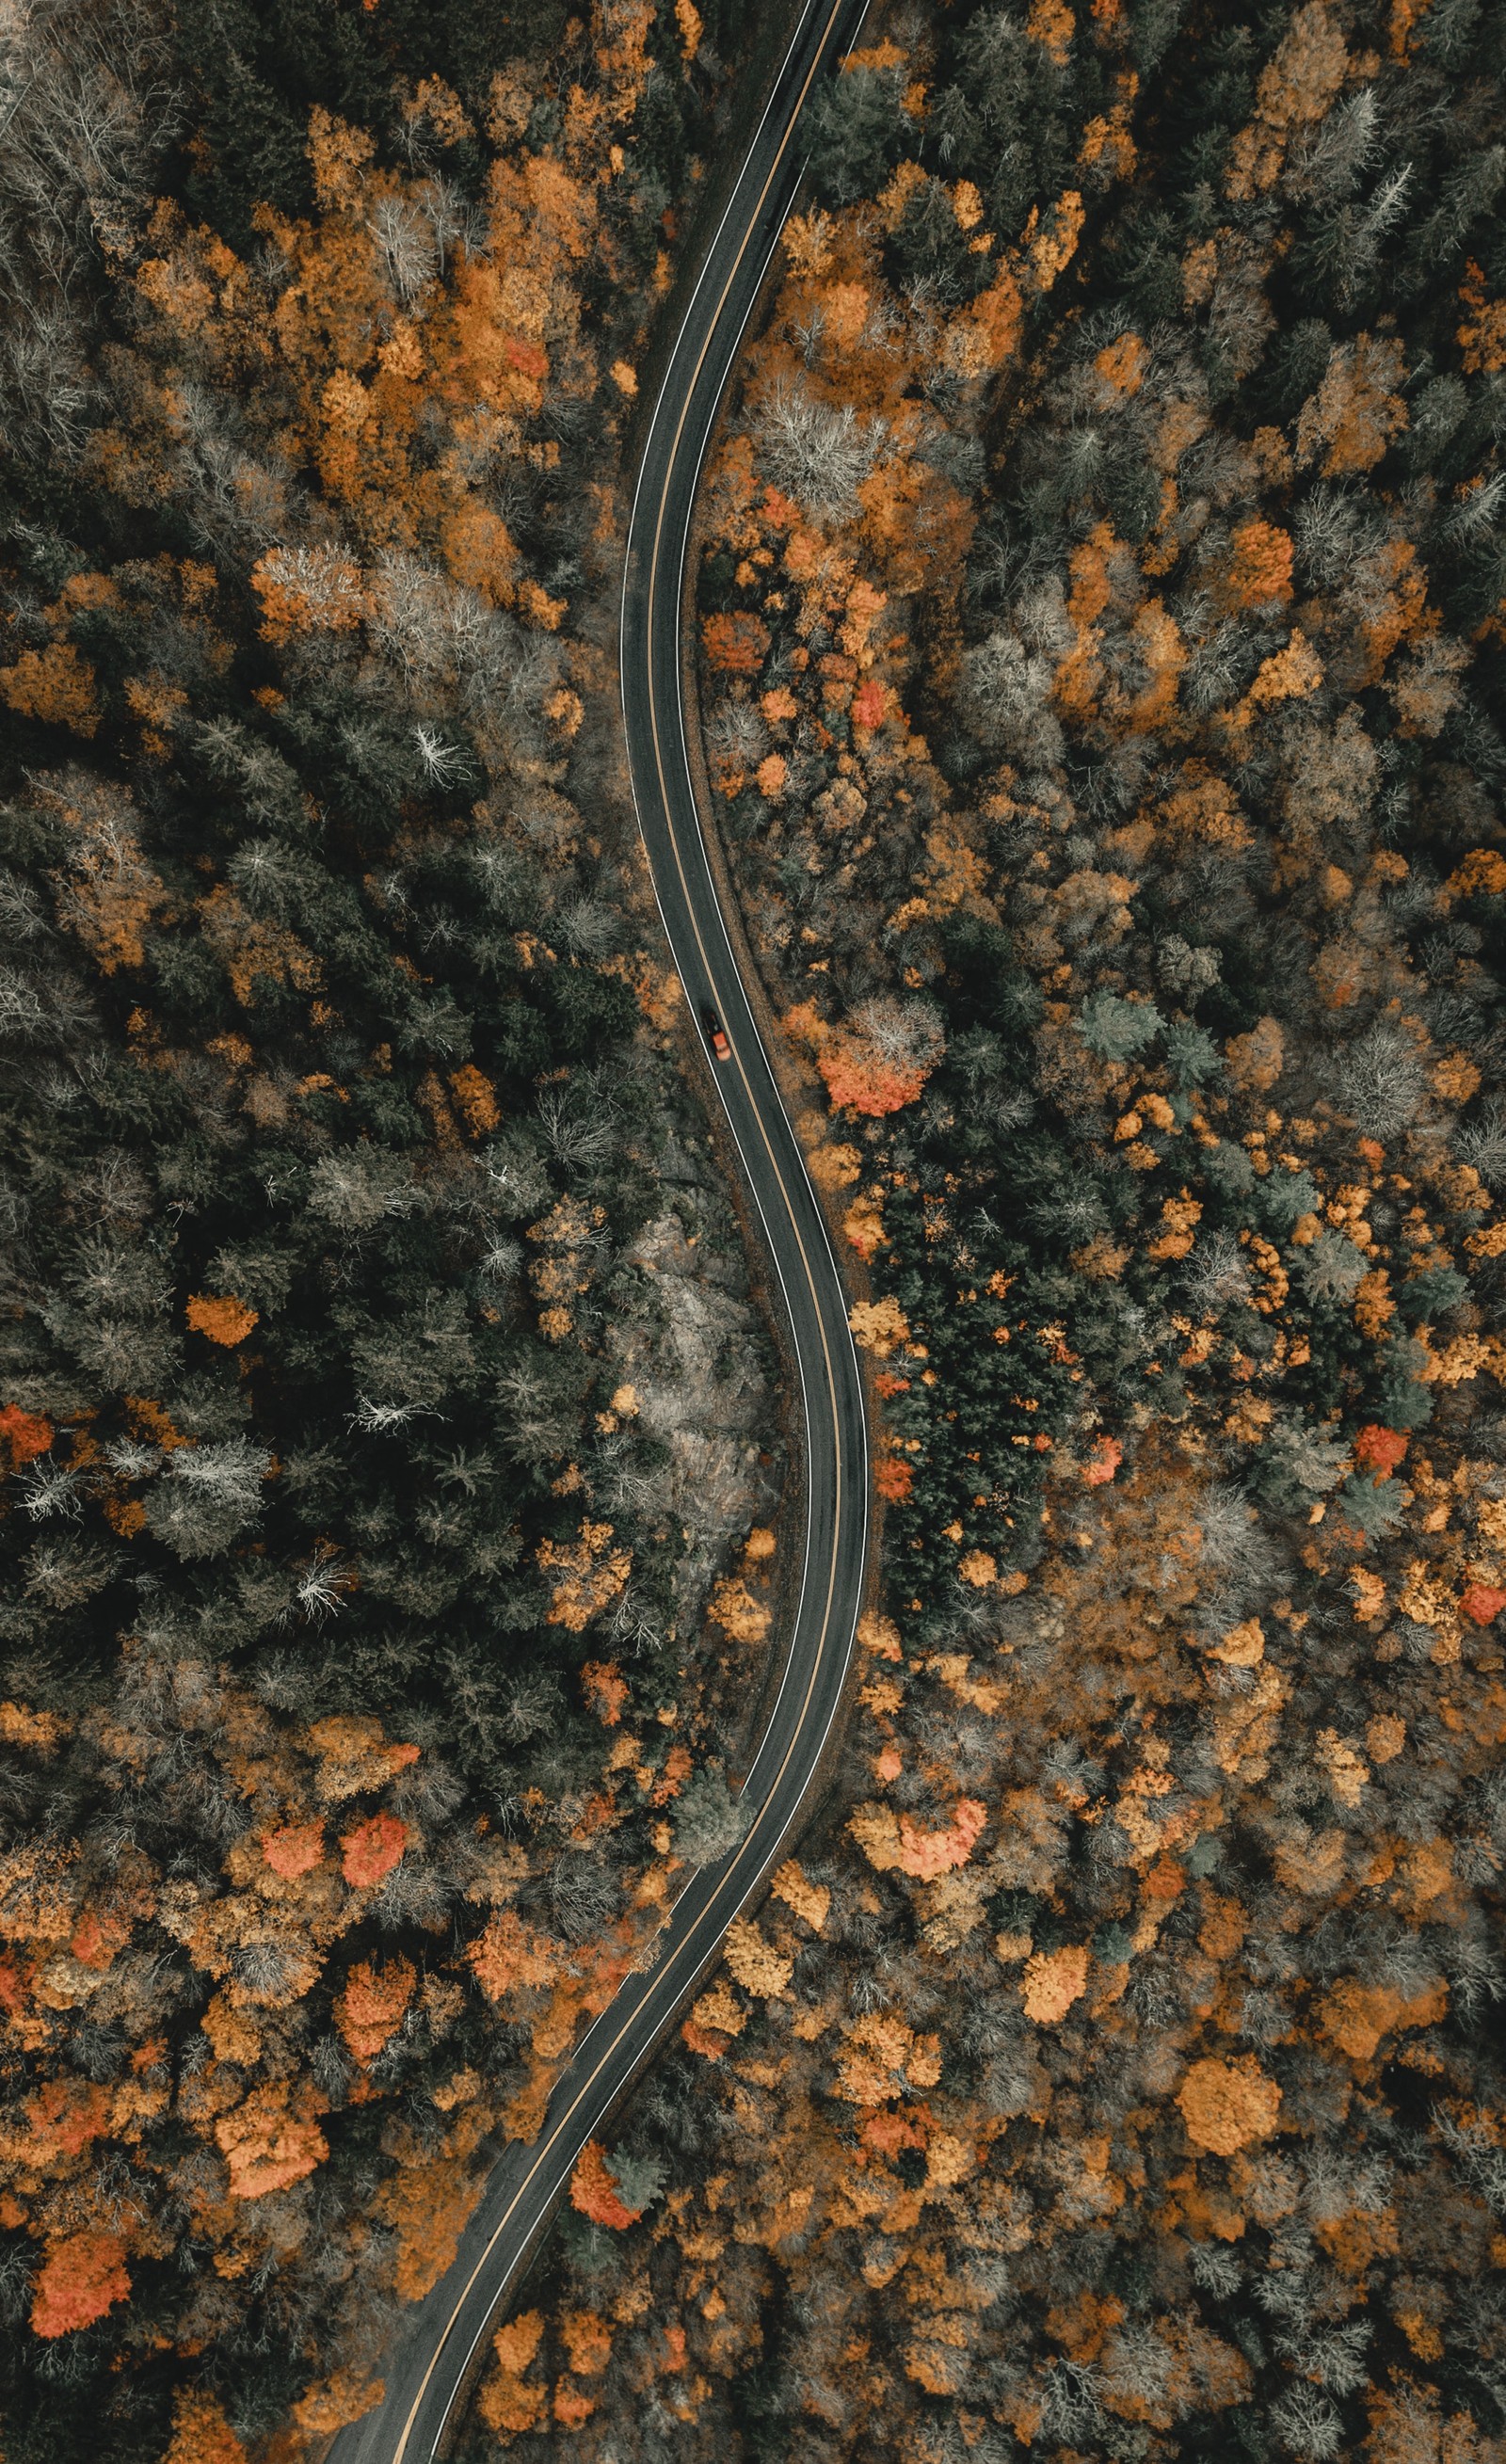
[701,1006,732,1063]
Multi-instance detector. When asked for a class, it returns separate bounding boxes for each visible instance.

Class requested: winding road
[328,5,872,2456]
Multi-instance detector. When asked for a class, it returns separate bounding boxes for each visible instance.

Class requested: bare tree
[370,195,438,306]
[754,380,887,522]
[0,0,178,459]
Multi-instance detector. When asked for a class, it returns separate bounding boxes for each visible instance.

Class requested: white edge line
[619,0,832,578]
[386,3,876,2443]
[625,191,870,1803]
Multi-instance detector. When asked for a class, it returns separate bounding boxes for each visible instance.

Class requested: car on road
[702,1005,731,1063]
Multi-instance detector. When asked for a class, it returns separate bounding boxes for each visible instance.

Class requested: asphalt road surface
[328,6,871,2454]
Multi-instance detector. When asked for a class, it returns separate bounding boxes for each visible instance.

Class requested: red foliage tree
[0,1403,53,1464]
[30,2232,130,2338]
[569,2141,639,2229]
[1354,1425,1409,1476]
[340,1813,407,1886]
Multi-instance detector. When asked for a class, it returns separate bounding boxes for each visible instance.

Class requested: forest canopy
[5,0,1506,2458]
[457,0,1506,2461]
[0,1,784,2456]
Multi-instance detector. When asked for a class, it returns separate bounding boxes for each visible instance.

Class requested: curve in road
[329,7,871,2455]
